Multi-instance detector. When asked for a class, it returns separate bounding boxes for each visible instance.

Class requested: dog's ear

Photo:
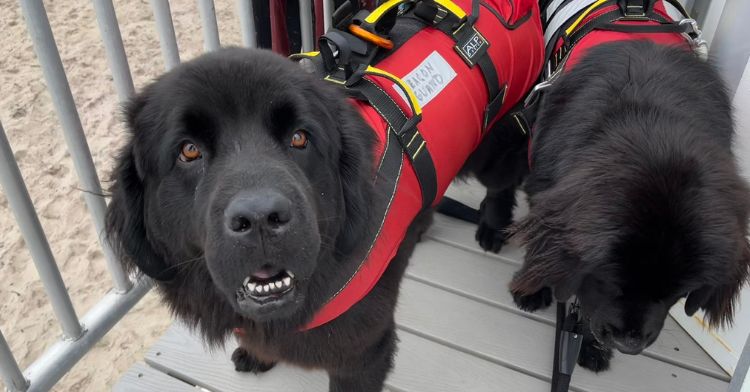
[105,95,175,281]
[684,239,750,327]
[509,213,582,301]
[333,105,375,255]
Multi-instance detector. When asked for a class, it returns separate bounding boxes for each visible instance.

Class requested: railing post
[0,329,28,392]
[92,0,136,101]
[237,0,257,47]
[18,0,133,293]
[729,333,750,391]
[299,0,314,52]
[0,120,83,340]
[323,0,333,32]
[197,0,221,51]
[709,0,750,96]
[149,0,181,69]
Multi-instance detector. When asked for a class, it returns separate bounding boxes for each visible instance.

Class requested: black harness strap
[349,75,438,208]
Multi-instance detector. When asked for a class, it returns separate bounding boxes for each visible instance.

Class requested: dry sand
[0,1,247,390]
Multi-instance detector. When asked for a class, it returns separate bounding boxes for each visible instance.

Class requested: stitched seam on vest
[375,128,392,176]
[325,156,403,301]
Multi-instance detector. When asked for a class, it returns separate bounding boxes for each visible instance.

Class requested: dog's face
[512,147,750,355]
[106,48,373,328]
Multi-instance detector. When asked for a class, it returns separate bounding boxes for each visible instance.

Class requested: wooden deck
[114,182,729,392]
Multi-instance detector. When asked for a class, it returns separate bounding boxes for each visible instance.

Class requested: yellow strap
[433,0,467,19]
[366,0,466,24]
[365,66,423,116]
[564,0,609,36]
[288,51,320,61]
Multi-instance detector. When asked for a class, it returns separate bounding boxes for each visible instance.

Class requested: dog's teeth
[275,281,282,289]
[247,283,256,292]
[283,277,291,286]
[243,277,250,286]
[263,285,270,293]
[286,271,295,279]
[255,285,264,294]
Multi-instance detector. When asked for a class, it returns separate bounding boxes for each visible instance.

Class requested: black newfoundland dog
[105,48,438,391]
[509,41,750,371]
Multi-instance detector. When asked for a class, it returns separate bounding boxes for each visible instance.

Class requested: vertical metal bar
[18,0,133,293]
[22,278,152,392]
[299,0,314,52]
[197,0,221,51]
[149,0,180,69]
[0,329,28,392]
[729,333,750,392]
[0,120,83,340]
[709,0,750,96]
[323,0,332,32]
[237,0,257,47]
[91,0,135,101]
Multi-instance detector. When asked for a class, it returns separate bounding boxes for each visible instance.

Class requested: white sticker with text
[393,51,457,108]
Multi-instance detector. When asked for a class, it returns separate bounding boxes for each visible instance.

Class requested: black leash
[552,301,583,392]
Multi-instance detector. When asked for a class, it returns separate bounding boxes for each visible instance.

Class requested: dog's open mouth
[236,268,296,304]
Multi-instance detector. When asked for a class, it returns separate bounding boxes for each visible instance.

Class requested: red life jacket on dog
[292,0,544,330]
[543,0,700,74]
[522,0,705,167]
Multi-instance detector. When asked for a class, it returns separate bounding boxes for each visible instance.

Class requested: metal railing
[0,0,749,391]
[0,0,325,390]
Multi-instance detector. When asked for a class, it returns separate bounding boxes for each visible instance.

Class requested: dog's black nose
[224,191,292,234]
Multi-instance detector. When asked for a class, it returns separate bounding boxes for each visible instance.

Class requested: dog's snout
[611,327,647,355]
[224,191,292,234]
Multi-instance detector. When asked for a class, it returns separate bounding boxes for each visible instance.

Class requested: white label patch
[394,51,457,108]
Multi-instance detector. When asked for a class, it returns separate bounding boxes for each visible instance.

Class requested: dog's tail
[436,197,480,224]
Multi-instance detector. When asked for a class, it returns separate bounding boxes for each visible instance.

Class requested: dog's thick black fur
[105,48,435,392]
[509,41,750,371]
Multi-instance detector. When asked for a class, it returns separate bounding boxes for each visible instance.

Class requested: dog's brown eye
[290,130,308,149]
[179,142,202,162]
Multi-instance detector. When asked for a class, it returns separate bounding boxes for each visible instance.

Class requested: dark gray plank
[145,324,550,392]
[145,325,328,392]
[419,216,729,381]
[396,279,729,392]
[113,362,197,392]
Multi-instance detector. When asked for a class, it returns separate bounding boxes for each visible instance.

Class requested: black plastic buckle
[483,84,506,129]
[620,0,647,18]
[395,115,425,158]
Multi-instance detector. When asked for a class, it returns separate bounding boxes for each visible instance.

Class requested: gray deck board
[116,182,729,391]
[144,324,550,392]
[396,278,728,392]
[416,222,729,381]
[113,362,196,392]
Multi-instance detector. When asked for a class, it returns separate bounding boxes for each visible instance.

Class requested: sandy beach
[0,1,245,389]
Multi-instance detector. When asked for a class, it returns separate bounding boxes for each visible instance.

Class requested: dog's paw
[577,341,613,373]
[475,221,509,253]
[512,287,553,312]
[475,197,513,253]
[231,347,276,373]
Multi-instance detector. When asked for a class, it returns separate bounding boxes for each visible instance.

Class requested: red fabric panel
[302,0,544,330]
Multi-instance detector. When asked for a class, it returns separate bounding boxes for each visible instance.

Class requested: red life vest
[524,0,704,167]
[544,0,697,73]
[295,0,545,330]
